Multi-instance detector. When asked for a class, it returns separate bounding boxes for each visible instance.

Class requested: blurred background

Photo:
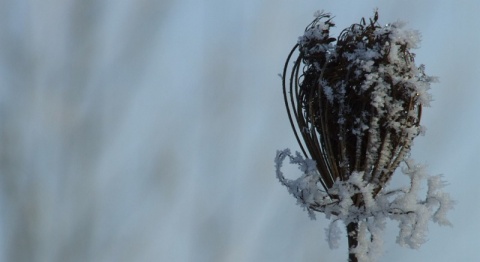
[0,0,478,261]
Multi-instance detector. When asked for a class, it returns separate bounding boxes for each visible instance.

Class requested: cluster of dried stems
[282,11,424,261]
[283,12,422,197]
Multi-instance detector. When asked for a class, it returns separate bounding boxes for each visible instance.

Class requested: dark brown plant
[278,10,446,262]
[283,11,427,197]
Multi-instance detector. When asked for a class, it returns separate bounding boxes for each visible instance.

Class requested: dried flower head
[276,11,452,262]
[282,11,434,196]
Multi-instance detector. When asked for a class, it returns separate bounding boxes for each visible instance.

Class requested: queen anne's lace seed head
[276,10,453,262]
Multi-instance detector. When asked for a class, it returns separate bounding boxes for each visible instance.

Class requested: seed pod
[282,11,434,197]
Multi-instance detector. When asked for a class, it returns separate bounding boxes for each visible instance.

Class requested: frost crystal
[277,10,453,262]
[275,150,453,261]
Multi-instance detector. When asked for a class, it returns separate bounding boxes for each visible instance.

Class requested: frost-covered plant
[276,11,453,262]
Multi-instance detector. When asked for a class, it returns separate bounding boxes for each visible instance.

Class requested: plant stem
[347,222,359,262]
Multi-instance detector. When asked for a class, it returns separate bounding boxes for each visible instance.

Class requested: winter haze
[0,0,477,261]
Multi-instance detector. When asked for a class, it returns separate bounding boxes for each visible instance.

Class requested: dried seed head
[282,11,434,195]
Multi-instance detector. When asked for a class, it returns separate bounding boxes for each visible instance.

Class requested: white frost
[275,150,453,261]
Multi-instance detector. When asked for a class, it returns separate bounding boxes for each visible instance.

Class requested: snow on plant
[276,11,453,262]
